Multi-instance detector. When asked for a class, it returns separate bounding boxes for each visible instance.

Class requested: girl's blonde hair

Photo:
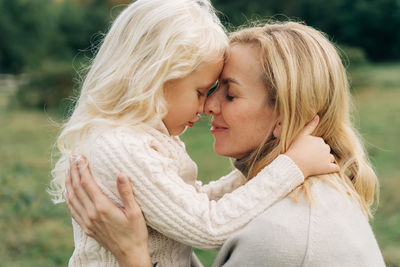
[231,21,378,218]
[50,0,228,203]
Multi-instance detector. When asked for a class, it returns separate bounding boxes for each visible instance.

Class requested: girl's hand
[284,116,339,178]
[65,156,152,267]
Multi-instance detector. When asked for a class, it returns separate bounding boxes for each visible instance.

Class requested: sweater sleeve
[193,170,244,201]
[88,128,304,250]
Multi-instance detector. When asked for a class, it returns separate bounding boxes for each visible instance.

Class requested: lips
[187,122,194,127]
[210,121,228,133]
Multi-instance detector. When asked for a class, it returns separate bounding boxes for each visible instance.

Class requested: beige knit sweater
[68,123,304,267]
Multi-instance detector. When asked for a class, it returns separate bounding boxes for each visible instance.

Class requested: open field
[0,63,399,266]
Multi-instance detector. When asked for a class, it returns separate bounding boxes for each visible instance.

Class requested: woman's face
[205,44,279,159]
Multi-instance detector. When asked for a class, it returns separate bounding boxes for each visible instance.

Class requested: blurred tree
[0,0,112,74]
[213,0,400,61]
[2,0,400,110]
[15,61,75,110]
[0,0,54,73]
[53,0,111,60]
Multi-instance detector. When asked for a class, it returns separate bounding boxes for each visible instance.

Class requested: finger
[65,190,84,225]
[77,156,107,204]
[65,172,92,224]
[329,163,340,173]
[67,199,95,237]
[300,115,320,136]
[117,173,138,213]
[77,157,125,223]
[70,157,98,212]
[70,155,83,201]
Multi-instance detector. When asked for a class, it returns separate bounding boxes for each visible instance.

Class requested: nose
[204,90,220,115]
[198,96,206,114]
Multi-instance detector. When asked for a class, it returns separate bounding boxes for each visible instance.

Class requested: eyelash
[225,94,234,101]
[224,86,234,101]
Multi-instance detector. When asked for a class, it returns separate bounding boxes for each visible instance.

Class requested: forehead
[221,44,263,84]
[222,45,261,75]
[193,59,223,84]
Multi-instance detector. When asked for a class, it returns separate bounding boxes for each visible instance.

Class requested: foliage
[14,61,76,111]
[0,0,54,73]
[338,45,369,69]
[53,0,112,61]
[0,0,112,74]
[213,0,400,61]
[1,0,400,75]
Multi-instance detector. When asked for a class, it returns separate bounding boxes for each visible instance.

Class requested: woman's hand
[284,116,339,178]
[65,156,152,267]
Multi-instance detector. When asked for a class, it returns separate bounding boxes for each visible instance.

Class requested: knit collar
[156,120,171,136]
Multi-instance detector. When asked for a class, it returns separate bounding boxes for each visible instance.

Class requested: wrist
[118,246,152,267]
[283,152,308,178]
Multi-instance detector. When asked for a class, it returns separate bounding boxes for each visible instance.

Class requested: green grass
[0,99,73,266]
[0,62,399,266]
[350,63,400,267]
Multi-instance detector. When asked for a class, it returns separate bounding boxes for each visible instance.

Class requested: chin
[213,143,240,159]
[170,126,186,136]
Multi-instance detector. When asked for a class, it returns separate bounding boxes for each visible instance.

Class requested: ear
[273,117,282,138]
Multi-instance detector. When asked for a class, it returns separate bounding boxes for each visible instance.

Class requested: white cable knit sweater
[68,123,304,267]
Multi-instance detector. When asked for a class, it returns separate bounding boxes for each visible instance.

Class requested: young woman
[65,21,385,266]
[51,0,337,266]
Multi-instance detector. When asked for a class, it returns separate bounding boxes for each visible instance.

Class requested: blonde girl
[52,1,337,266]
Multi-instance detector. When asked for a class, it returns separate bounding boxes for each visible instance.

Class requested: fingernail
[70,154,80,164]
[74,155,84,169]
[77,159,83,169]
[118,174,128,184]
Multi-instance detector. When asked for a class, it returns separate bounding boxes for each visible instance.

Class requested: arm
[193,169,244,201]
[66,116,337,263]
[75,116,337,250]
[89,129,303,249]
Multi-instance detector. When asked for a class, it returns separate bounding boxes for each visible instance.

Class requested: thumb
[329,162,340,173]
[300,115,320,136]
[117,173,135,211]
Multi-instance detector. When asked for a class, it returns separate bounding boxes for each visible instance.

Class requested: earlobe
[273,120,282,138]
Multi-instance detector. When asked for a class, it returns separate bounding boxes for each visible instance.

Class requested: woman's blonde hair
[50,0,228,203]
[231,21,378,218]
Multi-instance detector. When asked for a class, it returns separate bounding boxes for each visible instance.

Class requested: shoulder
[92,125,155,146]
[85,125,179,173]
[304,179,384,266]
[214,196,311,267]
[89,125,176,156]
[215,180,384,267]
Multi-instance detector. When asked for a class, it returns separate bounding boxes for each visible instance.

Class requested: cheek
[235,107,275,144]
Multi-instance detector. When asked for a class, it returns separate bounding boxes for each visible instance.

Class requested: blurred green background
[0,0,399,266]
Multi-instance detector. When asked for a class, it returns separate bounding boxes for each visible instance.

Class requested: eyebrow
[220,77,241,86]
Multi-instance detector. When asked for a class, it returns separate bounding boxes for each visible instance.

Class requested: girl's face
[163,59,223,136]
[205,44,279,159]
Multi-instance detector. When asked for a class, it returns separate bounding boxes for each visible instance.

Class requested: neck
[234,153,252,177]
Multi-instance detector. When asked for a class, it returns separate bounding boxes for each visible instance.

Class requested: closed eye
[225,94,234,101]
